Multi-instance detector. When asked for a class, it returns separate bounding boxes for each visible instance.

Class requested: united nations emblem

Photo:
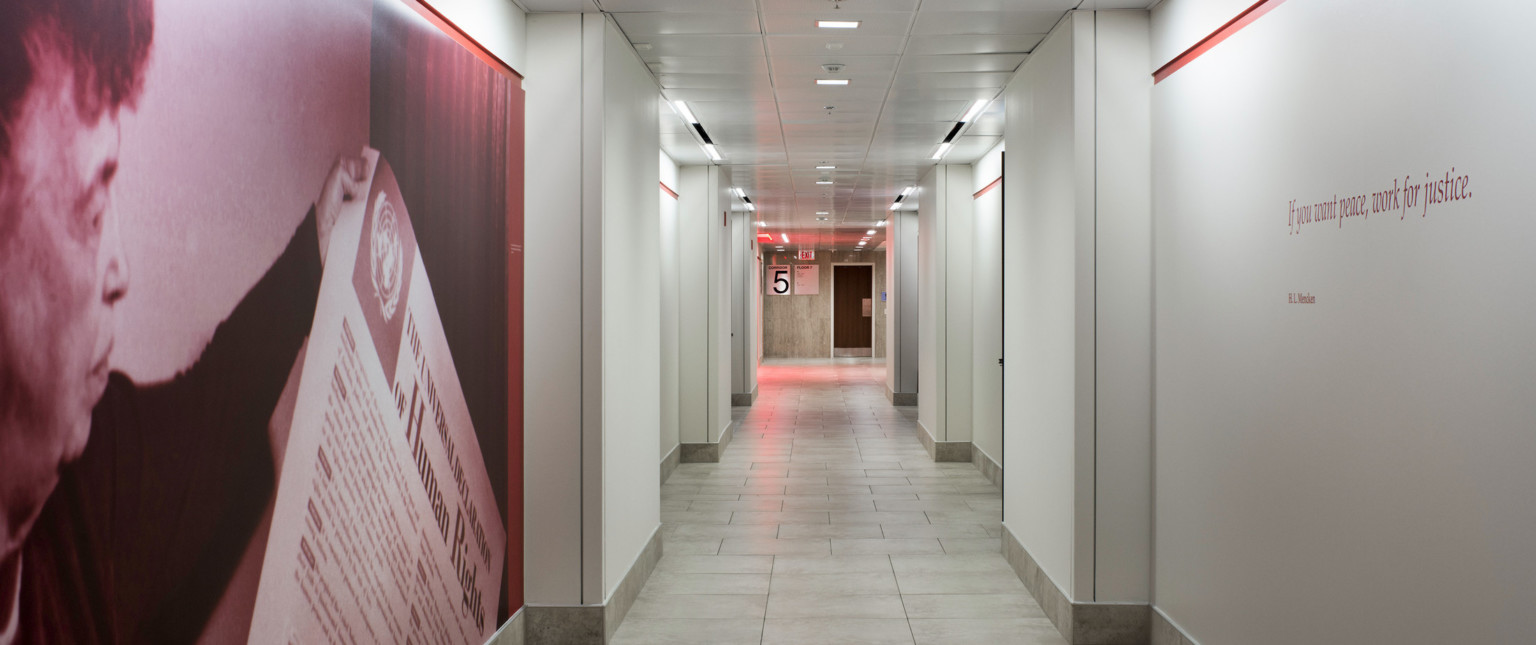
[370,194,404,322]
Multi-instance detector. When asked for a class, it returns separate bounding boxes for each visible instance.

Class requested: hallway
[612,360,1064,645]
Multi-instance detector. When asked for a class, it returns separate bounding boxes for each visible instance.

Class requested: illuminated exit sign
[797,249,814,261]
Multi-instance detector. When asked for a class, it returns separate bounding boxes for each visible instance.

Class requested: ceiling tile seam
[850,0,925,223]
[752,0,793,225]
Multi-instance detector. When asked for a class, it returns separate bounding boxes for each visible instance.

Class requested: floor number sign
[767,265,791,295]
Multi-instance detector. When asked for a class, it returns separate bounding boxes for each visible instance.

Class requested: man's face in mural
[0,37,131,560]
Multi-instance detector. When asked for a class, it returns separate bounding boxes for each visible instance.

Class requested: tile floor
[611,359,1065,645]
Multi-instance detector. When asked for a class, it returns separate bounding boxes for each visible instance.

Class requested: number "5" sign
[767,265,791,295]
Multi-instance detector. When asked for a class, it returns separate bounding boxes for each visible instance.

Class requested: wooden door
[833,265,873,354]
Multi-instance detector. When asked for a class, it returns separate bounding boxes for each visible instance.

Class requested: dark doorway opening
[832,264,874,357]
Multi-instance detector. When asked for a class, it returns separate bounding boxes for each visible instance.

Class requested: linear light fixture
[731,186,746,199]
[816,79,850,86]
[757,221,767,226]
[782,233,791,243]
[961,98,989,123]
[877,219,887,226]
[816,20,861,29]
[816,180,833,185]
[704,144,722,161]
[931,142,953,160]
[673,100,699,124]
[858,241,867,246]
[900,186,915,198]
[866,230,876,235]
[816,165,836,170]
[816,211,830,215]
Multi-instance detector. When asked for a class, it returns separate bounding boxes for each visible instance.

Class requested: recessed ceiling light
[816,211,830,215]
[704,144,722,161]
[858,241,867,246]
[816,180,833,185]
[782,234,791,243]
[931,142,952,160]
[816,217,828,221]
[757,221,767,226]
[816,165,836,170]
[816,79,850,86]
[817,20,860,29]
[901,186,915,197]
[866,230,876,235]
[877,219,887,226]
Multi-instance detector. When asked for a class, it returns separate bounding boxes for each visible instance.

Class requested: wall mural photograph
[0,0,522,642]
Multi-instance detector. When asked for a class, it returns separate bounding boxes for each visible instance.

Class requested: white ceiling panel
[885,100,973,122]
[596,0,756,12]
[519,0,599,11]
[904,34,1046,56]
[893,71,1012,89]
[647,56,771,74]
[765,35,908,57]
[758,0,919,12]
[657,73,773,89]
[911,10,1062,35]
[886,86,1002,102]
[768,55,901,77]
[639,34,766,59]
[612,11,761,36]
[915,0,1075,11]
[664,88,778,102]
[897,53,1026,74]
[772,84,892,102]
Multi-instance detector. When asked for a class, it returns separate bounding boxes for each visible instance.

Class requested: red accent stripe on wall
[660,182,678,199]
[973,176,1002,199]
[1153,0,1288,84]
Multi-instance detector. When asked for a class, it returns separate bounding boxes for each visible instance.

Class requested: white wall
[595,15,662,603]
[917,168,943,437]
[970,144,1005,466]
[730,212,759,400]
[886,212,920,398]
[1089,10,1152,604]
[1152,1,1536,641]
[1000,10,1152,603]
[1002,14,1091,599]
[677,165,734,444]
[525,13,664,607]
[660,153,681,462]
[917,165,976,445]
[523,11,583,606]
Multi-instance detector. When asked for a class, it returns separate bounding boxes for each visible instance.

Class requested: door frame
[829,262,877,357]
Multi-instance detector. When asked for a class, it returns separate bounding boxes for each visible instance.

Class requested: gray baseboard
[730,384,758,407]
[1151,608,1200,645]
[971,446,1002,489]
[1001,525,1151,645]
[885,384,917,406]
[660,444,680,485]
[525,606,601,644]
[524,527,664,644]
[680,420,736,463]
[916,422,973,463]
[488,607,526,645]
[603,527,664,642]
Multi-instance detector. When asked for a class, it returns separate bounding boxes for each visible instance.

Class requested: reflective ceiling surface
[517,0,1152,251]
